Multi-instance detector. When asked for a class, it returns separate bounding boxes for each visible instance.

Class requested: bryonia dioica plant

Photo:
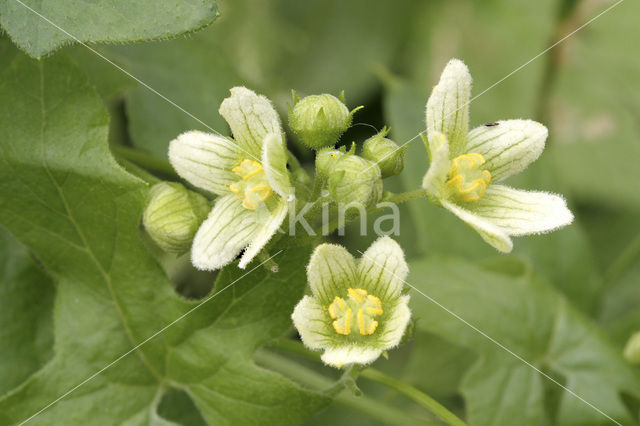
[142,59,573,370]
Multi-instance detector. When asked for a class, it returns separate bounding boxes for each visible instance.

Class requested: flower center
[328,288,383,336]
[229,159,273,210]
[445,153,491,202]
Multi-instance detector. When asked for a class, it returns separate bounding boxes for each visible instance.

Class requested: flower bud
[328,154,382,207]
[143,182,210,253]
[288,91,361,149]
[362,128,405,178]
[624,332,640,364]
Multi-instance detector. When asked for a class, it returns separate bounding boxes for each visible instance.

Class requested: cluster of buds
[290,92,404,208]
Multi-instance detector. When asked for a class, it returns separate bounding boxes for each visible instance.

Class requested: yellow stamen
[330,289,383,336]
[229,159,274,210]
[445,153,492,202]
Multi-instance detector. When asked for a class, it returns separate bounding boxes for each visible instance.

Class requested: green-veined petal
[291,296,333,351]
[238,198,288,269]
[357,236,408,302]
[441,200,513,252]
[471,185,573,236]
[191,195,257,270]
[168,130,239,195]
[307,244,358,306]
[426,59,471,155]
[262,133,293,200]
[465,120,547,182]
[377,295,411,348]
[320,346,382,368]
[422,131,451,199]
[219,86,282,158]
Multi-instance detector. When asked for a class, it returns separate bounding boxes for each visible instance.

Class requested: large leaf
[408,257,640,425]
[0,227,55,396]
[0,53,327,425]
[104,33,241,158]
[103,0,426,157]
[0,0,219,58]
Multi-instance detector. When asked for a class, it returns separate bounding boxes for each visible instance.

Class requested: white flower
[422,59,573,252]
[292,236,411,368]
[168,87,293,270]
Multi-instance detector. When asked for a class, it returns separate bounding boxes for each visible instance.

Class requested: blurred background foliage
[2,0,640,424]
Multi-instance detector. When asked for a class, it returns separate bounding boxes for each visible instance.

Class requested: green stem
[384,189,428,204]
[602,231,640,290]
[269,339,466,426]
[116,158,161,185]
[255,350,438,426]
[111,145,178,179]
[314,201,390,236]
[360,369,466,426]
[535,0,585,124]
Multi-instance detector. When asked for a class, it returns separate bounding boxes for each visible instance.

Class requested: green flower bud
[143,182,210,253]
[315,143,357,179]
[624,331,640,364]
[315,148,344,180]
[289,91,362,149]
[328,154,382,207]
[362,127,405,178]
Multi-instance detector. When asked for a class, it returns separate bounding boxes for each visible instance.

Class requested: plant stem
[255,350,438,426]
[535,0,586,124]
[602,231,640,290]
[116,158,161,185]
[384,189,428,204]
[269,339,466,426]
[359,368,466,426]
[111,145,178,179]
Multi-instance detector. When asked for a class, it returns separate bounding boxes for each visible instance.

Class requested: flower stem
[383,189,428,204]
[359,368,466,426]
[111,145,178,179]
[601,231,640,291]
[255,350,437,425]
[116,158,161,185]
[269,339,466,426]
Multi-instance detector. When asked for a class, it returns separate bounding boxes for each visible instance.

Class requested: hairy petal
[426,58,472,155]
[292,296,333,351]
[471,185,573,236]
[238,198,288,269]
[307,244,358,306]
[262,133,293,200]
[465,120,547,181]
[191,195,257,270]
[357,236,408,302]
[320,346,382,368]
[422,131,451,198]
[378,296,411,348]
[219,86,282,158]
[168,130,239,195]
[442,200,513,253]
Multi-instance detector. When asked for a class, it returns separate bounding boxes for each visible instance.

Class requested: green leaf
[211,0,419,101]
[0,227,55,396]
[408,256,640,425]
[0,53,327,425]
[103,31,241,157]
[0,0,219,58]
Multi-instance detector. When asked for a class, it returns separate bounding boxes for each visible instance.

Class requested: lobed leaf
[0,0,219,58]
[408,257,640,425]
[0,53,327,425]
